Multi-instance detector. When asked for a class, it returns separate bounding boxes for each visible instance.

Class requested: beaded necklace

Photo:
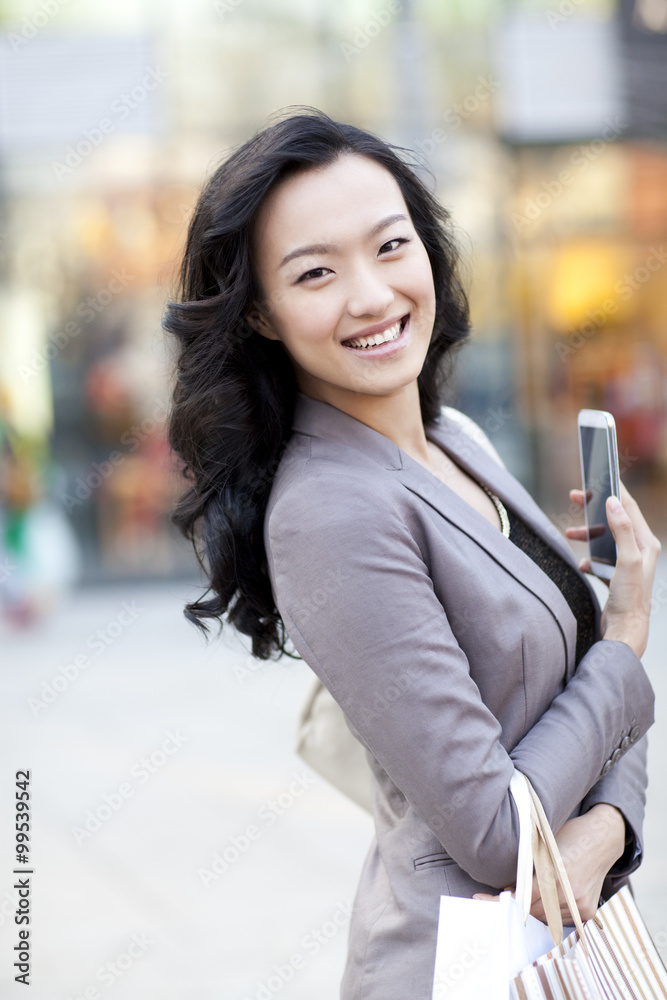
[426,442,510,539]
[481,484,510,539]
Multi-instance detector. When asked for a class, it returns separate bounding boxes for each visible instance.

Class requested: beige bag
[295,407,505,811]
[295,677,374,812]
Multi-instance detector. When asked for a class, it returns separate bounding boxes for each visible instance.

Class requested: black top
[503,504,637,880]
[505,506,597,667]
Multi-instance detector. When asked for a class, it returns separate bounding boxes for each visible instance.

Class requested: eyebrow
[278,213,408,269]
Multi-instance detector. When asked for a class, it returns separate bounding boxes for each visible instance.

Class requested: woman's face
[248,153,437,405]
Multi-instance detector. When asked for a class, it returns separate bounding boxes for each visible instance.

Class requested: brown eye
[296,267,331,283]
[379,237,410,254]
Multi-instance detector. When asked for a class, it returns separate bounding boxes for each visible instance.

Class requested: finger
[618,483,661,554]
[570,483,657,553]
[605,495,640,561]
[565,524,606,541]
[568,489,592,506]
[577,555,611,584]
[472,893,500,901]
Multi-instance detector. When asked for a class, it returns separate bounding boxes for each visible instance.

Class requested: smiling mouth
[343,316,408,350]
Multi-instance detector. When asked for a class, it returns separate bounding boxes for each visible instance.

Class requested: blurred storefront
[0,0,665,605]
[0,31,198,588]
[495,2,667,530]
[46,180,200,581]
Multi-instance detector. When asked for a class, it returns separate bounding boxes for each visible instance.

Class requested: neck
[296,377,432,464]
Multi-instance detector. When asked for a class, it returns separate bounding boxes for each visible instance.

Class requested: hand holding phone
[577,409,621,580]
[566,410,662,658]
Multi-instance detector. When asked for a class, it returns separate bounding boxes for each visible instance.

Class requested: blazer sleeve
[579,734,648,886]
[265,471,655,889]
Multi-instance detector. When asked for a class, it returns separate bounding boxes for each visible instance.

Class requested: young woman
[165,110,660,999]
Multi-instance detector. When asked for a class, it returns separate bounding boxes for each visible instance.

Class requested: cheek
[403,247,436,302]
[277,299,339,353]
[419,255,437,300]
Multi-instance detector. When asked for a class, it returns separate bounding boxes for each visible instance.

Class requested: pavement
[1,556,666,999]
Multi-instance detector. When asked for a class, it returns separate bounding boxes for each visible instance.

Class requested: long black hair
[164,108,471,658]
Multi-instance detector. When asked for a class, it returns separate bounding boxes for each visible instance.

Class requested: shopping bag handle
[510,771,566,942]
[510,770,588,950]
[510,771,534,916]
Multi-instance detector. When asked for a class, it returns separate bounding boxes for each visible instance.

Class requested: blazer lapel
[291,392,600,674]
[422,411,602,628]
[424,413,578,567]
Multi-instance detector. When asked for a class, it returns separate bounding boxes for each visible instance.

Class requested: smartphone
[577,409,621,580]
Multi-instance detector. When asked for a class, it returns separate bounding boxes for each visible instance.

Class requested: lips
[342,315,408,350]
[341,315,411,359]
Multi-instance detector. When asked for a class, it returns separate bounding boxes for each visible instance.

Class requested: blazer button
[629,726,641,743]
[620,736,632,753]
[610,748,623,765]
[600,760,613,777]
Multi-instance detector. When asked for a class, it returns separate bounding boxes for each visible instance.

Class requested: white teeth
[346,320,404,350]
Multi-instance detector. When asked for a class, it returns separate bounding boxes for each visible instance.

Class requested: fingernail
[608,496,622,513]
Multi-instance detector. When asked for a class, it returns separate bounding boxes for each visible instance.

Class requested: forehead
[253,154,409,261]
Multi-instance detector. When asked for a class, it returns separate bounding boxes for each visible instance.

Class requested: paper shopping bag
[431,771,557,999]
[432,770,667,1000]
[512,883,667,999]
[431,890,556,1000]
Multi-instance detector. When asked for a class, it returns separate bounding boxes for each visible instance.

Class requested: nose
[345,260,395,319]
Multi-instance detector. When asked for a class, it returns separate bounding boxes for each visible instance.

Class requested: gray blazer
[263,390,655,1000]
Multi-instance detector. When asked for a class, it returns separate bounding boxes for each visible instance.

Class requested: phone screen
[579,425,616,566]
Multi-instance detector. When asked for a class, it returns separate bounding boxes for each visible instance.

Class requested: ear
[245,305,281,342]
